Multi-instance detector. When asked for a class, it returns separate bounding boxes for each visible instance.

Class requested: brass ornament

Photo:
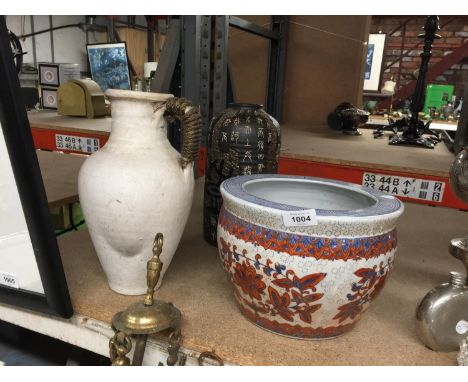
[198,351,224,366]
[166,328,186,366]
[109,331,132,366]
[109,232,225,366]
[109,233,182,366]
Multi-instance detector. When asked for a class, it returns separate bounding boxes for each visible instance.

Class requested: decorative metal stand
[381,16,442,148]
[109,233,185,366]
[108,233,224,366]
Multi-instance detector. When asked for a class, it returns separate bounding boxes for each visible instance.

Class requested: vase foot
[107,282,161,296]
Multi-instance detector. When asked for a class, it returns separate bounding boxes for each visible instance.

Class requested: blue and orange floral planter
[217,174,404,339]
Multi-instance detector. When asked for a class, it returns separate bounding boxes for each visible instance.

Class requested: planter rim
[221,174,404,219]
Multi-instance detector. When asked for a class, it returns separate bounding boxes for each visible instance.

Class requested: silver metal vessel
[416,272,468,352]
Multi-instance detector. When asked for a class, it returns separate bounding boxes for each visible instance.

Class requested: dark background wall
[228,16,270,106]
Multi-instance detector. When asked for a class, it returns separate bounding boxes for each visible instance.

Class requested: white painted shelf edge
[0,303,228,366]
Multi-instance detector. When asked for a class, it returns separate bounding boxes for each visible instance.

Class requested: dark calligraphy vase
[203,103,281,245]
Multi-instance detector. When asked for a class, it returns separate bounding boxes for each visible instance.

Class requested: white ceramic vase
[78,89,201,295]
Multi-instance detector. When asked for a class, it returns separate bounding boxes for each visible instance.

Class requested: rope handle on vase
[164,97,203,169]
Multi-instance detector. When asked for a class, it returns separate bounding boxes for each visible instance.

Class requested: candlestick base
[387,116,440,149]
[389,134,437,148]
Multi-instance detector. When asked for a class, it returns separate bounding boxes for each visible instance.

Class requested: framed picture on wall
[0,16,72,318]
[86,42,132,92]
[364,34,386,92]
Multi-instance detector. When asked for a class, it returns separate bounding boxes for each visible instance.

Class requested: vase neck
[229,103,262,111]
[108,99,168,148]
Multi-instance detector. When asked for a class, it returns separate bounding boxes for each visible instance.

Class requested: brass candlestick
[109,233,183,366]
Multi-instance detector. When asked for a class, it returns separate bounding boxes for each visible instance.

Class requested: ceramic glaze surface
[78,90,195,295]
[243,179,376,210]
[203,103,281,245]
[217,175,404,339]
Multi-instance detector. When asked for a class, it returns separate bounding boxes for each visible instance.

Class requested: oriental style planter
[217,175,404,339]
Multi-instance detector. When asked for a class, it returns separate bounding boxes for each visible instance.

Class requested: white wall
[5,15,101,72]
[5,15,148,73]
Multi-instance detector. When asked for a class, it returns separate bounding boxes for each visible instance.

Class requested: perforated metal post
[212,16,229,119]
[266,16,288,123]
[199,16,212,139]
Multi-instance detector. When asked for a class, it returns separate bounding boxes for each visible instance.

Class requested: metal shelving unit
[151,16,288,166]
